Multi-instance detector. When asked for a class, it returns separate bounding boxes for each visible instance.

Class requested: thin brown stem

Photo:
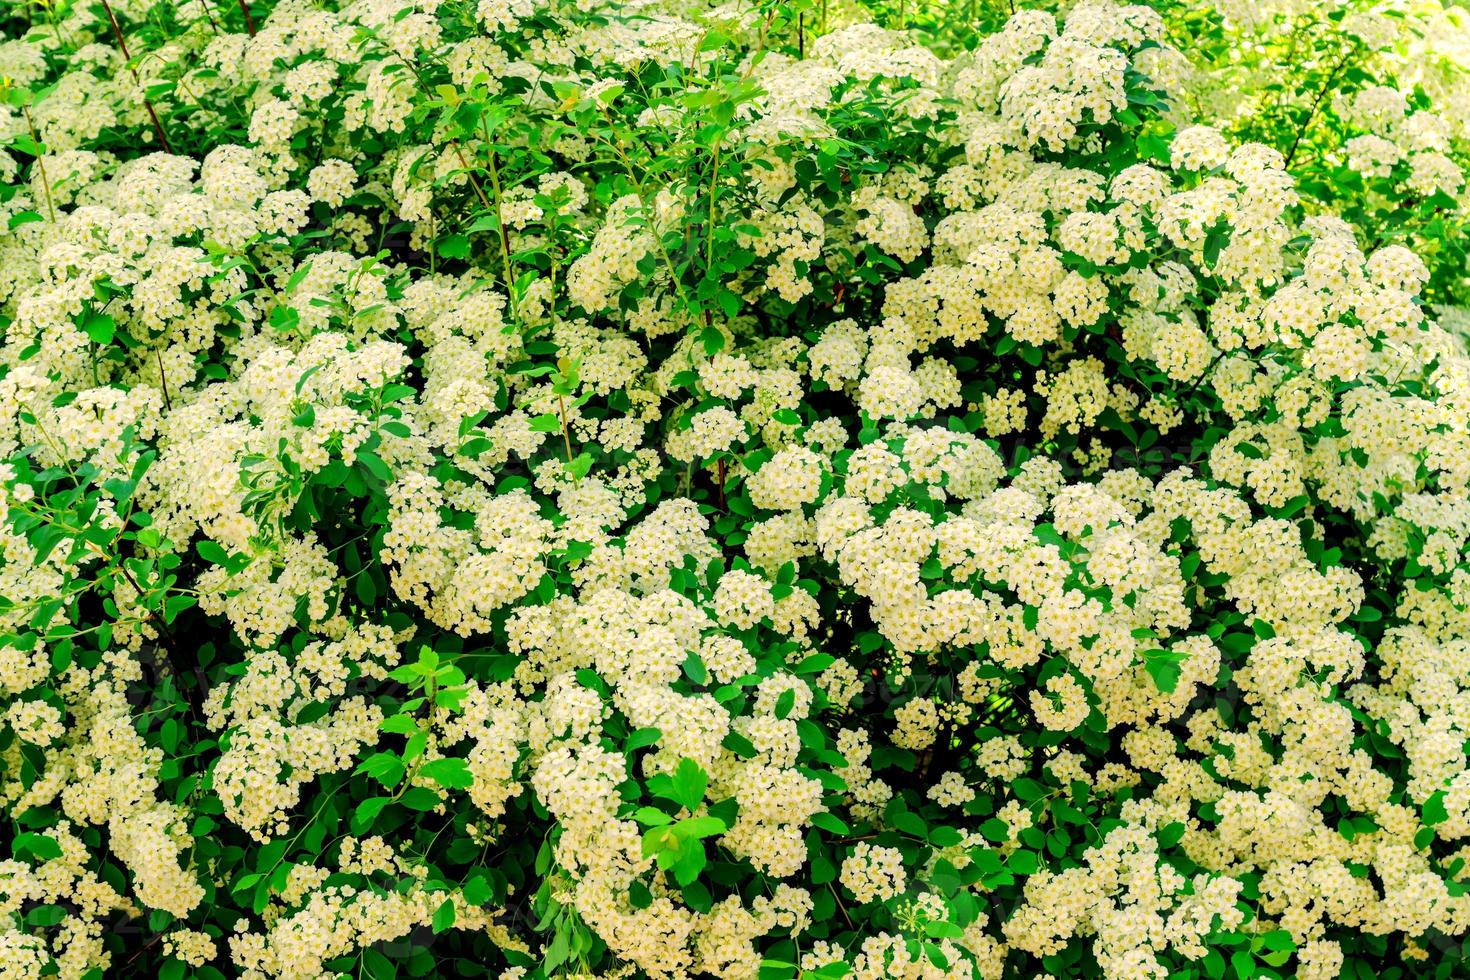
[155,349,172,411]
[1284,43,1353,169]
[96,0,173,152]
[198,0,220,33]
[237,0,256,36]
[378,46,495,216]
[704,142,720,276]
[122,932,166,970]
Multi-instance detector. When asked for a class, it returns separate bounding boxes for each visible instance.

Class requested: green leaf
[811,812,850,835]
[1203,220,1231,268]
[420,757,474,789]
[1424,791,1449,826]
[568,452,594,480]
[1158,822,1187,849]
[358,451,393,482]
[162,594,196,624]
[1142,649,1187,694]
[196,540,230,566]
[627,727,662,751]
[675,815,726,840]
[655,758,708,812]
[83,312,116,345]
[26,904,66,927]
[381,713,418,735]
[671,841,707,886]
[1007,849,1038,875]
[715,289,741,319]
[722,731,757,758]
[353,797,391,833]
[701,325,725,355]
[14,833,61,861]
[892,809,927,837]
[634,806,672,826]
[924,920,964,939]
[399,786,443,810]
[432,897,456,934]
[979,818,1010,842]
[438,233,467,258]
[462,873,494,906]
[682,651,708,685]
[355,752,406,788]
[269,305,300,334]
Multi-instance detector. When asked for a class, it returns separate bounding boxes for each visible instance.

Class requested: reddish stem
[237,0,256,36]
[97,0,173,152]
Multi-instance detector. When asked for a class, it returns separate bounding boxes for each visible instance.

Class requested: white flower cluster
[3,1,1470,979]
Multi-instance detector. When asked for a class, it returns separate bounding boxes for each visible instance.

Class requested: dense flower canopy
[4,0,1470,978]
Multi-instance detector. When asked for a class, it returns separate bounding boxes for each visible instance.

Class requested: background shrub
[3,1,1470,978]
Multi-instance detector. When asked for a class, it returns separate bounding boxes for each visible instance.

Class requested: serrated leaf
[353,797,391,832]
[432,897,456,934]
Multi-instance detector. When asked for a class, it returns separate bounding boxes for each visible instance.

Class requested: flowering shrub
[1167,0,1470,308]
[3,0,1470,979]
